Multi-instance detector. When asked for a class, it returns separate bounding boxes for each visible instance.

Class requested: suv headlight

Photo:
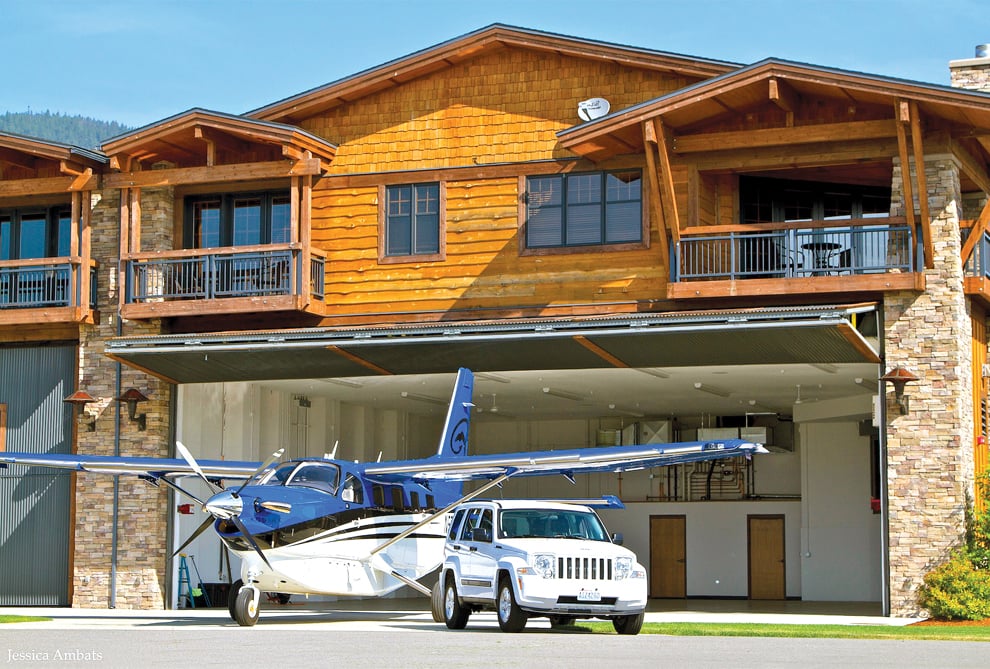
[533,553,556,579]
[615,557,632,580]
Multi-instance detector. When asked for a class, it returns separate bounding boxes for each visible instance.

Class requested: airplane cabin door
[649,515,686,598]
[748,515,786,600]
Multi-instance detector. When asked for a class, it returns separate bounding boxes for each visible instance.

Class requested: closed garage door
[0,343,74,605]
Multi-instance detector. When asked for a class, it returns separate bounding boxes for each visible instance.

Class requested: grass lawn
[580,622,990,641]
[0,615,50,624]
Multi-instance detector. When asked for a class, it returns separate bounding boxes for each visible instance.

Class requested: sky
[3,0,988,129]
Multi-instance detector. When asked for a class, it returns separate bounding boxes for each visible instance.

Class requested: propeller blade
[171,515,216,558]
[176,441,222,494]
[234,448,285,496]
[230,514,273,570]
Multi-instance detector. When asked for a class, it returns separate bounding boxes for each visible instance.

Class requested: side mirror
[471,526,492,543]
[611,532,624,546]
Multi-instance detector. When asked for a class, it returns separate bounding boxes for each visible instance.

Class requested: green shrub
[919,551,990,620]
[918,470,990,620]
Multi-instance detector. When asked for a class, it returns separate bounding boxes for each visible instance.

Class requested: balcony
[963,225,990,308]
[0,258,98,324]
[668,218,924,300]
[121,244,326,319]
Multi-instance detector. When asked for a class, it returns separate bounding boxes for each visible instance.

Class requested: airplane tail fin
[435,368,474,458]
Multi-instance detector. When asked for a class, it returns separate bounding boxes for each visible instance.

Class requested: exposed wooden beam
[0,147,40,170]
[653,117,680,243]
[962,200,990,266]
[910,101,933,269]
[641,120,669,269]
[104,160,321,188]
[768,78,797,127]
[688,137,900,172]
[0,175,97,197]
[69,168,94,192]
[894,100,918,242]
[573,335,629,367]
[950,136,990,195]
[672,119,897,153]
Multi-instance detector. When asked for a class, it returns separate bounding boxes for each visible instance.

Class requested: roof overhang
[106,304,880,385]
[558,58,990,162]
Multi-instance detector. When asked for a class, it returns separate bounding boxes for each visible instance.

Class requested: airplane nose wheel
[232,583,260,627]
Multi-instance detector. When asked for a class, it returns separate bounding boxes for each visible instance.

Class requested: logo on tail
[436,368,474,458]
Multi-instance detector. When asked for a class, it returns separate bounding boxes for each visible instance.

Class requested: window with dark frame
[0,207,72,260]
[384,182,440,257]
[183,191,291,249]
[525,170,642,249]
[740,177,890,224]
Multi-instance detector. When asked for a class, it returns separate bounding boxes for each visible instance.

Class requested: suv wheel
[430,580,444,623]
[496,577,527,633]
[443,577,470,629]
[612,611,645,635]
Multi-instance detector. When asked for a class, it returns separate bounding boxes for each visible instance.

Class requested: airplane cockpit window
[286,463,340,494]
[258,463,297,486]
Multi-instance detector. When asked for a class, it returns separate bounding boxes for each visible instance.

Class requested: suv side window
[448,509,465,540]
[459,507,483,541]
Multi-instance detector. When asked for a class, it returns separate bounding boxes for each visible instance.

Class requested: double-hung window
[381,182,442,261]
[0,207,72,260]
[525,170,643,249]
[184,191,291,248]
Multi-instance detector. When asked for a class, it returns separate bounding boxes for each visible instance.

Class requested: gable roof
[0,129,107,168]
[249,23,740,124]
[100,108,337,167]
[558,57,990,161]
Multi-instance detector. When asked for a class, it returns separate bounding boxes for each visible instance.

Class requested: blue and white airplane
[0,368,767,626]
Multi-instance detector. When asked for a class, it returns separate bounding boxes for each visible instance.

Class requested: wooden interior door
[748,515,785,599]
[649,515,686,598]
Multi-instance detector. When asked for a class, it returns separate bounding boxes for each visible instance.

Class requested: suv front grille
[557,556,613,580]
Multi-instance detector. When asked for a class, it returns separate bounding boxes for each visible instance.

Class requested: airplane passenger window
[341,474,363,504]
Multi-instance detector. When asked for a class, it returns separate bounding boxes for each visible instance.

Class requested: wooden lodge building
[3,25,990,617]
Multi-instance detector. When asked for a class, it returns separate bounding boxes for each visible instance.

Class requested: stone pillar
[72,187,175,609]
[884,156,975,616]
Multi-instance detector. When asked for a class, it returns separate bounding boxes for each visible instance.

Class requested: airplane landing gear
[232,581,261,627]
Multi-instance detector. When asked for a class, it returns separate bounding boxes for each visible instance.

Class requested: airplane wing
[362,438,767,483]
[0,452,260,480]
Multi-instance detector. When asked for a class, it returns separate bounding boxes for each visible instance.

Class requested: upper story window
[0,206,71,260]
[740,177,890,224]
[525,170,643,249]
[381,182,443,261]
[183,190,290,249]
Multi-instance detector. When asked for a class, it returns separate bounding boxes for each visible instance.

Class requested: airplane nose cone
[204,490,243,519]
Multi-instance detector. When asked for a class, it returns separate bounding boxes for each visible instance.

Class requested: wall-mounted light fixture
[881,367,918,415]
[116,388,148,430]
[64,390,97,432]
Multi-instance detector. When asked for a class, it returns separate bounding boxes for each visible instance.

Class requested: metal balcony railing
[125,246,324,304]
[674,222,915,282]
[0,260,94,310]
[964,229,990,280]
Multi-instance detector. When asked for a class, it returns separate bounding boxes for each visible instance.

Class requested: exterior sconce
[116,388,149,431]
[881,367,919,415]
[64,390,97,432]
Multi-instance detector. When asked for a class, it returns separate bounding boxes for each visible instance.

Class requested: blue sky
[3,0,986,128]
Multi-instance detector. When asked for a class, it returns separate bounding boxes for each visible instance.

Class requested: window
[525,170,642,249]
[381,182,442,260]
[183,191,290,248]
[0,207,72,260]
[740,177,890,224]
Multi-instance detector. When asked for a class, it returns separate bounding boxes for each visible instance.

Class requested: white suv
[434,499,647,634]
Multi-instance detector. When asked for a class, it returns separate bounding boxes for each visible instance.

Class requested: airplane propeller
[171,443,285,571]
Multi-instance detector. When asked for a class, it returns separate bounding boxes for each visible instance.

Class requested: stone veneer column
[949,52,990,93]
[72,186,174,608]
[884,156,975,616]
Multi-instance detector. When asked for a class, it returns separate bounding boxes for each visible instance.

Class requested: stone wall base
[72,568,164,609]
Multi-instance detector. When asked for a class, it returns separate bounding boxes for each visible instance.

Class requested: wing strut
[368,470,514,559]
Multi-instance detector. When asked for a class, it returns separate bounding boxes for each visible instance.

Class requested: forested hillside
[0,111,131,150]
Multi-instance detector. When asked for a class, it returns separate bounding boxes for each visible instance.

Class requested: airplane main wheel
[227,579,243,622]
[430,580,445,623]
[496,577,526,633]
[442,577,469,629]
[233,587,260,627]
[612,611,645,635]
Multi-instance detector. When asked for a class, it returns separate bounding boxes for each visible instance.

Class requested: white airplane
[0,368,767,625]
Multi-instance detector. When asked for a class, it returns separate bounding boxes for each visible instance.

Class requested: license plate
[577,589,601,602]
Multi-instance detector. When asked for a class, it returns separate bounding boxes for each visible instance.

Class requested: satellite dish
[577,97,611,122]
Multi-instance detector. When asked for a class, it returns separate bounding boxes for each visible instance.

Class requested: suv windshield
[499,508,609,542]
